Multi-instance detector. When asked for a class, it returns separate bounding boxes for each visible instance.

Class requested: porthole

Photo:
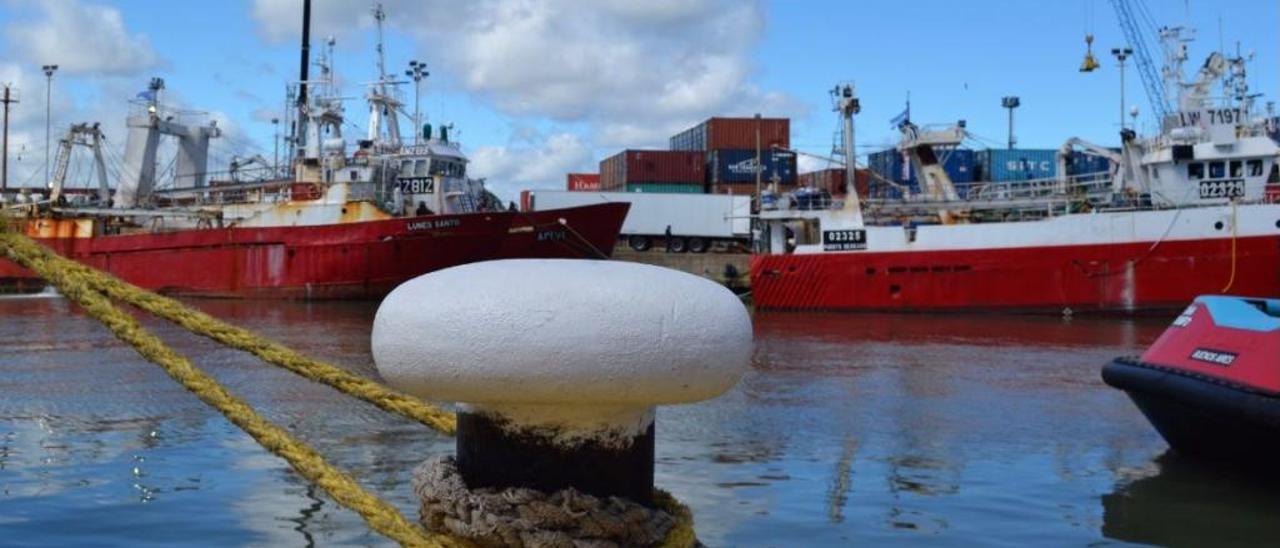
[1214,221,1224,230]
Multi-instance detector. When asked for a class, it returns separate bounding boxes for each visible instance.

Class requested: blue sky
[0,0,1275,199]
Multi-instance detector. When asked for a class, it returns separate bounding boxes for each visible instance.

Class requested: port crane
[1108,0,1173,122]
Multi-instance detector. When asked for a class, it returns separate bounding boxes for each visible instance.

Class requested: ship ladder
[0,229,697,548]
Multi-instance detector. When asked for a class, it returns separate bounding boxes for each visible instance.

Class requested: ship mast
[294,0,311,160]
[834,84,864,223]
[366,3,403,150]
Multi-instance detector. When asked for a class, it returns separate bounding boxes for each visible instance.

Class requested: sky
[0,0,1276,201]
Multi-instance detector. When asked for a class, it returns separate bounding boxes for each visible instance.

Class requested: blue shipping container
[868,148,975,187]
[1065,150,1115,176]
[977,149,1058,182]
[710,149,797,184]
[867,149,899,182]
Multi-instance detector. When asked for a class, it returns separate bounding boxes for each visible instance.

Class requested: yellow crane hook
[1080,33,1100,72]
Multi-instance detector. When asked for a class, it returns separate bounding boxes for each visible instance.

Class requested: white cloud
[5,0,160,75]
[250,0,807,190]
[467,131,593,199]
[797,153,842,175]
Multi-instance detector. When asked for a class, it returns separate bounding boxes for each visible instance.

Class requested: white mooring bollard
[373,259,751,543]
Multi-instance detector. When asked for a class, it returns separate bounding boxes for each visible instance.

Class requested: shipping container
[799,168,870,196]
[599,150,705,190]
[566,173,601,191]
[669,117,790,151]
[708,149,797,184]
[866,148,975,187]
[625,182,704,193]
[867,149,899,182]
[976,149,1058,182]
[1064,150,1117,176]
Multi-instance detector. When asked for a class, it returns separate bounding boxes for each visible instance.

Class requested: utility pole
[754,113,762,211]
[1111,47,1133,130]
[1,84,17,192]
[405,60,429,145]
[42,64,58,188]
[1001,96,1020,150]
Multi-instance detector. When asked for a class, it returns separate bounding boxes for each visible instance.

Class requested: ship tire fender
[688,237,708,254]
[669,237,688,254]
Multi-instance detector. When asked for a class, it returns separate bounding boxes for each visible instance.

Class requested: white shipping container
[526,190,751,240]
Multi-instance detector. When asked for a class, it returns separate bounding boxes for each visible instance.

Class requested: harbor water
[3,297,1279,546]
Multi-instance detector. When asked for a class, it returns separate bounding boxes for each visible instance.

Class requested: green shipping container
[625,182,705,194]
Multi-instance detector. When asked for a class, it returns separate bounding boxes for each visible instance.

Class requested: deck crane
[48,123,111,205]
[1109,0,1172,123]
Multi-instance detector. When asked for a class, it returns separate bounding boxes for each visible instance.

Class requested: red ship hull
[498,203,630,260]
[0,203,627,299]
[750,235,1280,313]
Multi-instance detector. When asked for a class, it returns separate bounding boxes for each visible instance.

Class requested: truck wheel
[628,235,651,251]
[669,237,688,253]
[688,237,709,253]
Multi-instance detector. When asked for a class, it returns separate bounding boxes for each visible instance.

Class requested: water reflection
[4,298,1269,546]
[825,438,856,523]
[1102,451,1280,547]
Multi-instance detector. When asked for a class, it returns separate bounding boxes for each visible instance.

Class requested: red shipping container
[599,150,705,190]
[800,168,870,196]
[670,117,790,151]
[566,173,601,191]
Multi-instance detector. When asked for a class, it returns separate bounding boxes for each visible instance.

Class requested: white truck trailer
[522,190,752,253]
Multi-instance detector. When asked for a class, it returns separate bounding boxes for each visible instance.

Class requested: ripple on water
[2,301,1268,546]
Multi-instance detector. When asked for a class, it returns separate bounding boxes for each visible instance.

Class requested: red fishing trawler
[752,35,1280,314]
[0,1,627,299]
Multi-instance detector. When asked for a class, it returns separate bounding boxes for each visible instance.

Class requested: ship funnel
[423,123,432,141]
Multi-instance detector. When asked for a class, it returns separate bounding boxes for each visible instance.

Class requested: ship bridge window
[400,159,413,175]
[430,160,464,177]
[1248,159,1263,177]
[1188,162,1204,179]
[1230,160,1243,178]
[1209,161,1225,179]
[414,159,429,177]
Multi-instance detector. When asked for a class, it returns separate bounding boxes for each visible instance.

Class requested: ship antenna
[373,3,388,92]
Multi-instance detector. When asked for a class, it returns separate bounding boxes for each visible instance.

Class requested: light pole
[1,84,17,192]
[1111,47,1133,130]
[42,64,57,188]
[404,60,429,144]
[271,117,280,176]
[1001,96,1020,150]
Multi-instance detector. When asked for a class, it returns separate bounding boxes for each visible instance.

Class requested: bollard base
[456,409,655,504]
[413,456,676,547]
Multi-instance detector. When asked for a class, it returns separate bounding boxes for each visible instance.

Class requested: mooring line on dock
[0,230,698,547]
[0,233,458,547]
[0,232,456,435]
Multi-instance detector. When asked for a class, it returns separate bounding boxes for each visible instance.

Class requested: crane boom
[1109,0,1170,121]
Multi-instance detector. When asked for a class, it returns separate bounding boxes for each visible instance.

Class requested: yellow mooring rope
[0,233,455,435]
[0,232,461,547]
[0,230,697,547]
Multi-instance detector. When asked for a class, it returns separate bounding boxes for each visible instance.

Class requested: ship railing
[964,172,1113,202]
[154,179,294,206]
[776,171,1130,215]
